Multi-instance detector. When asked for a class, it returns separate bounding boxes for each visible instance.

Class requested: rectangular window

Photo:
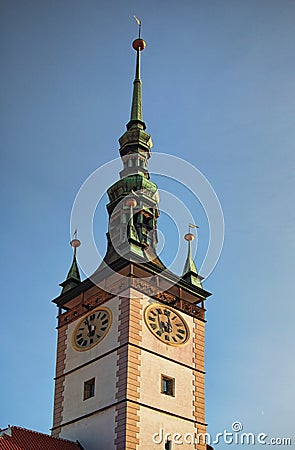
[83,378,95,400]
[161,375,175,397]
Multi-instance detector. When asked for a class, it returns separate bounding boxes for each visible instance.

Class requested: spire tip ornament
[132,38,146,51]
[70,230,81,256]
[70,238,81,248]
[184,223,198,242]
[132,16,146,51]
[133,14,142,38]
[184,233,195,242]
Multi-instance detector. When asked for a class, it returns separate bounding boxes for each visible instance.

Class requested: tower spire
[127,17,146,130]
[103,23,163,267]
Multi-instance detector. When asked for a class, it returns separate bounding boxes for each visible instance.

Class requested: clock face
[72,307,112,351]
[144,304,189,346]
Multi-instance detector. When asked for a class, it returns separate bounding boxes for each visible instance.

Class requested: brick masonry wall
[52,324,67,437]
[115,296,142,450]
[193,317,207,450]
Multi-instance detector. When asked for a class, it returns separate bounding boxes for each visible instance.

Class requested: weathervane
[184,223,199,241]
[133,14,142,38]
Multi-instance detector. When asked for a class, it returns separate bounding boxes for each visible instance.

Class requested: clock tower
[51,32,212,450]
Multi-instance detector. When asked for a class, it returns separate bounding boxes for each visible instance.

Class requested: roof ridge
[10,426,79,445]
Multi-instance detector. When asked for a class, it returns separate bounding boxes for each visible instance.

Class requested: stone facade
[52,268,209,449]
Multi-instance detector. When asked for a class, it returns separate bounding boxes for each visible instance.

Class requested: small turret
[182,225,203,288]
[59,235,81,294]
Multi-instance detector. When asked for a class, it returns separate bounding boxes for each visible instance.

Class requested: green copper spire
[60,237,81,294]
[102,27,163,268]
[130,44,143,123]
[182,231,203,288]
[66,254,81,282]
[118,25,152,178]
[127,32,146,130]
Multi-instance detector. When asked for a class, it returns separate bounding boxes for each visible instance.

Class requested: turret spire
[60,233,81,294]
[182,225,203,288]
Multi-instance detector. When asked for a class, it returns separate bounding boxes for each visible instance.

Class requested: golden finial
[70,229,81,256]
[132,15,146,51]
[184,223,199,241]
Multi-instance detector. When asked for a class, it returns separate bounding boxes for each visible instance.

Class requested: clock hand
[157,315,164,334]
[160,310,171,333]
[84,316,93,336]
[89,324,96,336]
[167,315,172,333]
[158,312,170,333]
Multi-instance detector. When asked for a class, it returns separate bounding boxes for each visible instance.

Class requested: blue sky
[1,0,295,445]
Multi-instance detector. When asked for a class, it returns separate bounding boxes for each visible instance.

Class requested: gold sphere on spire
[184,233,195,242]
[70,238,81,248]
[132,39,146,51]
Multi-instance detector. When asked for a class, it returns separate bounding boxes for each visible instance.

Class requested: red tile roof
[0,426,82,450]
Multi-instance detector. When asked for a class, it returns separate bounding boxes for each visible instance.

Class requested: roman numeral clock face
[144,304,189,346]
[72,307,112,351]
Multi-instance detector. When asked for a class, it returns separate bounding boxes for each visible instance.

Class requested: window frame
[83,377,95,400]
[161,374,175,397]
